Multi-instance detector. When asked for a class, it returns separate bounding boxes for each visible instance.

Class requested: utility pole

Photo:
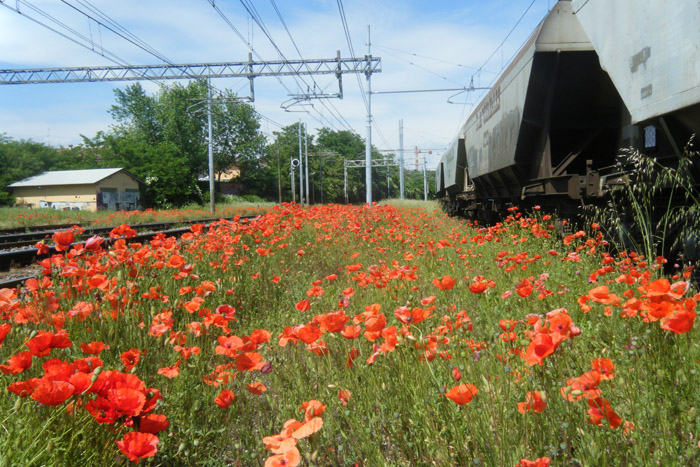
[423,156,428,201]
[344,158,348,205]
[387,162,390,199]
[365,25,372,205]
[207,77,215,214]
[399,119,404,199]
[276,140,281,204]
[304,126,309,205]
[298,120,303,206]
[319,156,324,204]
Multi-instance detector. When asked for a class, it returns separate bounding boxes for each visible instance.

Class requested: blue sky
[0,0,554,168]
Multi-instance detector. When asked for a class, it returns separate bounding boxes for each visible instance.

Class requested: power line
[268,0,354,133]
[373,43,498,75]
[373,45,466,87]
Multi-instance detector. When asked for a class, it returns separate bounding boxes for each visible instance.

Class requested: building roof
[8,168,140,188]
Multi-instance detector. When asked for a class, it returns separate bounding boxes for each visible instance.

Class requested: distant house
[8,168,142,212]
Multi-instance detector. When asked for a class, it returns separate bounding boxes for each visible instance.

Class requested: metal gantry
[344,157,397,204]
[0,53,381,87]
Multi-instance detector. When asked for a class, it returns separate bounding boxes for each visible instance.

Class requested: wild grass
[0,201,274,229]
[0,203,697,466]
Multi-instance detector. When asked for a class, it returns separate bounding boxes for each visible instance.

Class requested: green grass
[0,201,274,229]
[0,203,697,466]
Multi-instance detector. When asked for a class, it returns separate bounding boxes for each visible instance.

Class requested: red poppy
[561,371,602,402]
[52,230,74,252]
[451,367,461,381]
[433,276,456,290]
[7,380,34,397]
[445,384,478,405]
[157,360,181,378]
[121,349,141,371]
[522,334,556,366]
[291,417,323,439]
[0,323,11,347]
[265,446,301,467]
[139,414,170,434]
[590,358,615,380]
[32,380,75,406]
[84,235,104,251]
[469,281,489,294]
[108,387,147,416]
[661,307,697,334]
[80,341,110,355]
[587,397,622,429]
[236,352,264,371]
[247,382,267,395]
[115,432,159,463]
[517,391,547,414]
[516,458,551,467]
[295,324,322,344]
[338,389,351,406]
[214,389,235,408]
[516,279,533,298]
[341,325,361,339]
[0,351,34,375]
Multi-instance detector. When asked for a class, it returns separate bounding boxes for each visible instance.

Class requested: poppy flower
[291,417,323,439]
[591,358,615,380]
[516,458,551,467]
[115,432,159,463]
[108,388,147,416]
[338,389,351,406]
[341,325,361,339]
[445,384,478,405]
[295,299,311,312]
[235,352,264,371]
[433,276,456,290]
[264,446,301,467]
[80,341,110,355]
[52,230,74,252]
[517,391,547,414]
[157,360,181,378]
[32,380,75,406]
[84,235,104,251]
[516,279,533,297]
[121,349,141,371]
[522,334,556,366]
[660,307,697,334]
[214,389,235,408]
[469,281,489,294]
[0,351,33,375]
[295,324,322,344]
[247,382,267,395]
[452,367,461,381]
[7,380,34,397]
[587,397,622,429]
[139,414,170,434]
[0,323,11,347]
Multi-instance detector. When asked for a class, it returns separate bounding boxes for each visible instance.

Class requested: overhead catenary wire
[268,0,354,133]
[238,0,347,132]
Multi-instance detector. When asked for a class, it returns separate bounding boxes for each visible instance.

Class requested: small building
[8,168,142,212]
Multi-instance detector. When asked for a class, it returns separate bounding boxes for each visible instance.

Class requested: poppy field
[0,202,698,466]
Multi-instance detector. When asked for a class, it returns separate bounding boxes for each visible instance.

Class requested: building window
[644,125,657,149]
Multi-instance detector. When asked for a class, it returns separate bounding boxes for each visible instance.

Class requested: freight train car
[437,0,700,221]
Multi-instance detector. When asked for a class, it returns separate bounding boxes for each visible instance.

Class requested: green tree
[106,81,208,207]
[0,135,60,205]
[211,91,267,182]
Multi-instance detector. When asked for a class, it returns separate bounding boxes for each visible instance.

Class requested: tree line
[0,80,435,208]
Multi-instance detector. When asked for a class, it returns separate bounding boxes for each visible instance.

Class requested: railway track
[0,215,259,289]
